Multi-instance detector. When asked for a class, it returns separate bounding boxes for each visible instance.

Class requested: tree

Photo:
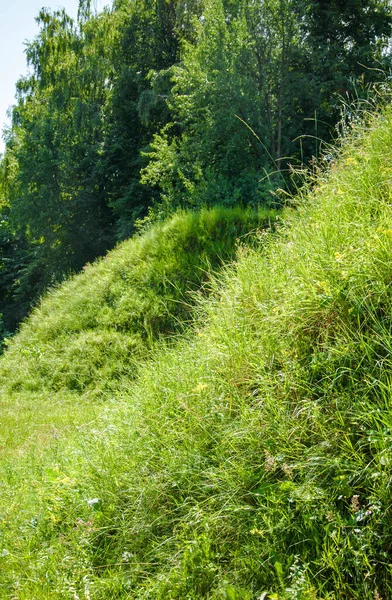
[291,0,392,156]
[102,0,205,237]
[141,0,301,209]
[4,5,116,310]
[142,0,392,211]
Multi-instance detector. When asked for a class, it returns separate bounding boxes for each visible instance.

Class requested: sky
[0,0,111,154]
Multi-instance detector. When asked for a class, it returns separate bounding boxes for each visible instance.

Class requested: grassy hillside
[0,206,275,455]
[2,106,392,598]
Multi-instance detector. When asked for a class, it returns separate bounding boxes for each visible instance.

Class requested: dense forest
[0,0,392,334]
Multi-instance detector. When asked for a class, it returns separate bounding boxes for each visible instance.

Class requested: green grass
[3,107,392,598]
[0,206,275,456]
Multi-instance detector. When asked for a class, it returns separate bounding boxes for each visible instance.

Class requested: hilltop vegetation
[2,103,392,598]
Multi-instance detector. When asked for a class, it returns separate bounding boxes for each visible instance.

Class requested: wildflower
[264,450,276,472]
[122,551,134,562]
[351,495,360,513]
[282,463,294,478]
[87,498,101,508]
[316,280,330,294]
[74,517,94,532]
[192,383,208,393]
[325,511,334,523]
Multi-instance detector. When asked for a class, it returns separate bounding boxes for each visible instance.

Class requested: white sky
[0,0,111,154]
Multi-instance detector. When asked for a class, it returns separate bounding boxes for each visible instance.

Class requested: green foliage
[3,7,117,321]
[0,0,205,326]
[142,0,392,208]
[2,0,392,333]
[2,4,392,591]
[294,0,392,150]
[101,0,205,238]
[0,205,275,400]
[2,104,392,597]
[141,0,289,209]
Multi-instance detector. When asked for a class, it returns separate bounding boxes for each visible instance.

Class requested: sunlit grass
[2,107,392,597]
[0,206,274,459]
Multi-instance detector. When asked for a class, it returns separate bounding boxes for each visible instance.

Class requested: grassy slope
[2,108,392,598]
[0,206,275,456]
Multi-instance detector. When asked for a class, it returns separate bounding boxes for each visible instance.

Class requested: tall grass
[0,206,275,456]
[2,107,392,598]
